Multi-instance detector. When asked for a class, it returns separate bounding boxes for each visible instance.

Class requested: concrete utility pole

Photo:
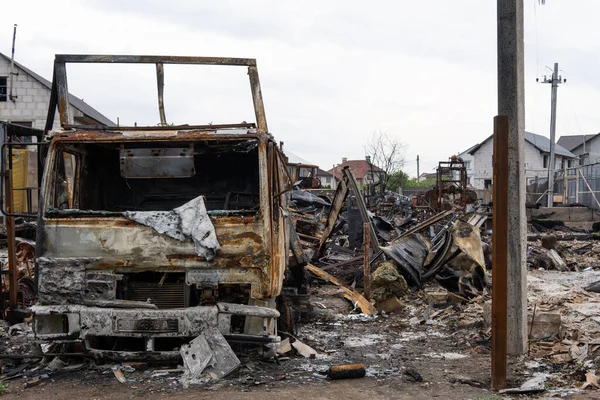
[416,155,420,179]
[497,0,527,357]
[541,63,564,206]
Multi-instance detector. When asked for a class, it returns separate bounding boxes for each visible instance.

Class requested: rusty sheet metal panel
[40,215,275,299]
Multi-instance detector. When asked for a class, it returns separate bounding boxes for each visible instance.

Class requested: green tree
[387,170,410,191]
[405,178,436,188]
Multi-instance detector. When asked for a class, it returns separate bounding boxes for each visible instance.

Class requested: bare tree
[364,131,406,193]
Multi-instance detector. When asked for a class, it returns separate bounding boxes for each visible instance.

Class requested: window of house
[0,77,7,102]
[543,155,549,168]
[464,161,471,169]
[484,179,492,189]
[567,159,573,168]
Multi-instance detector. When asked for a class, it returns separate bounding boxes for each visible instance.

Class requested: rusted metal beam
[156,63,167,125]
[317,179,349,255]
[5,162,18,316]
[492,115,509,391]
[61,122,256,131]
[363,222,371,301]
[55,54,257,66]
[54,62,70,127]
[45,74,58,132]
[247,65,268,133]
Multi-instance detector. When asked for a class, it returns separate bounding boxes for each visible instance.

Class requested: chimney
[342,157,348,163]
[365,155,371,163]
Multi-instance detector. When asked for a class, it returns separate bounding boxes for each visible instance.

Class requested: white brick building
[0,52,114,130]
[466,132,576,190]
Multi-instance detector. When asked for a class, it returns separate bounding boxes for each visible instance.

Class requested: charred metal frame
[44,55,268,134]
[435,160,468,211]
[0,122,44,321]
[27,54,290,352]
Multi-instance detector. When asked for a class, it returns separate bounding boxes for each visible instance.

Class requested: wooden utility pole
[497,0,527,357]
[492,116,509,390]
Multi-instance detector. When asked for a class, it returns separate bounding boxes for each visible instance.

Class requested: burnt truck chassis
[19,55,291,359]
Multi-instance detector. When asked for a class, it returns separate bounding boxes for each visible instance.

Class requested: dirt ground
[2,269,600,399]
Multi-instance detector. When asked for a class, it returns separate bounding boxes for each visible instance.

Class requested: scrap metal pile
[288,166,491,316]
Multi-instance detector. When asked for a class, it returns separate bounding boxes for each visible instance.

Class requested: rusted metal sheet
[40,216,273,298]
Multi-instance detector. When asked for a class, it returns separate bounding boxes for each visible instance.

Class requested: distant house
[456,144,478,185]
[317,168,336,189]
[328,157,386,189]
[284,150,336,189]
[557,133,600,165]
[286,151,318,182]
[418,172,436,182]
[0,52,114,131]
[468,131,575,189]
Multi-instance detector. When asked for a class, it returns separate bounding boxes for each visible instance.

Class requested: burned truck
[6,55,291,358]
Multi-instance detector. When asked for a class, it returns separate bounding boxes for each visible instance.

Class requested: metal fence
[398,163,600,211]
[526,163,600,210]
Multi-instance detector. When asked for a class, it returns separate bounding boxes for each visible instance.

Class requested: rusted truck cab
[30,55,289,358]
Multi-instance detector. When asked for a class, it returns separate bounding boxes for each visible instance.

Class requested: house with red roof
[327,157,386,189]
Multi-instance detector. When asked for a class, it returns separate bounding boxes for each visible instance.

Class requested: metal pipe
[156,63,167,125]
[9,24,17,102]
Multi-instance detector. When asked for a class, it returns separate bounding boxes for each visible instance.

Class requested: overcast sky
[3,1,600,177]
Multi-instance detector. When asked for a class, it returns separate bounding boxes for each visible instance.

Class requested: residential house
[557,133,600,165]
[456,144,477,186]
[317,168,336,189]
[328,157,386,189]
[285,150,336,189]
[286,150,318,181]
[467,131,575,189]
[0,52,115,130]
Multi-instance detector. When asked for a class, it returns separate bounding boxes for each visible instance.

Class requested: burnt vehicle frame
[2,55,291,358]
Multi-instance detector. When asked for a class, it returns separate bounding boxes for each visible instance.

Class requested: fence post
[575,168,579,203]
[562,162,567,204]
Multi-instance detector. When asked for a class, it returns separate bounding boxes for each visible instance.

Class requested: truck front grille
[127,282,186,309]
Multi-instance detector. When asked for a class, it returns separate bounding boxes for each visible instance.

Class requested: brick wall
[472,139,571,189]
[0,57,85,130]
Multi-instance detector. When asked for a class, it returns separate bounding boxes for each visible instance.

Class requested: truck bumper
[31,302,279,359]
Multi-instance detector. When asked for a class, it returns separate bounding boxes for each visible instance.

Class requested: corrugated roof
[469,131,575,158]
[0,52,115,126]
